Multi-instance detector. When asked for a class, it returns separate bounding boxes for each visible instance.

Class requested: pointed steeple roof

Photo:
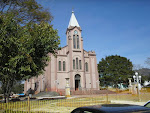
[68,11,80,28]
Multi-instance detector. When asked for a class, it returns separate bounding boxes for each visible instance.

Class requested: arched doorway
[75,74,81,90]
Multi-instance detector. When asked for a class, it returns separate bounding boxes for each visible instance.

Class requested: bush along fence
[0,93,150,113]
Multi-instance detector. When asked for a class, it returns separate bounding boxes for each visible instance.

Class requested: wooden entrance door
[75,74,81,90]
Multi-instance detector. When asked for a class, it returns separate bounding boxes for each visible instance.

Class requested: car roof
[77,104,150,113]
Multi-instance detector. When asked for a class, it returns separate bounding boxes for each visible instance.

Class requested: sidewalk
[111,100,146,106]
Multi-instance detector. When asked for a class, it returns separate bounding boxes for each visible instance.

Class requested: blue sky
[36,0,150,68]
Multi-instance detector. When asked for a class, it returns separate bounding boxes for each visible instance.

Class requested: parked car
[71,103,150,113]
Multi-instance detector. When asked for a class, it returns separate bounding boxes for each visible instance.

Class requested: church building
[24,11,99,94]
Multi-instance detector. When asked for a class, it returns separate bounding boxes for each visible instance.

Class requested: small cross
[72,7,74,13]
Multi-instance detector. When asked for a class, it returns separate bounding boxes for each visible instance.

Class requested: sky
[36,0,150,68]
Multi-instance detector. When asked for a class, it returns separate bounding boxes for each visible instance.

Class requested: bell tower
[66,11,85,90]
[66,11,83,52]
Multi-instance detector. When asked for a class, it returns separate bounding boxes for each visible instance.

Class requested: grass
[0,93,150,113]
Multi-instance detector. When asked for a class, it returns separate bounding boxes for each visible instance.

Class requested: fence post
[28,96,30,113]
[6,102,8,112]
[106,90,108,104]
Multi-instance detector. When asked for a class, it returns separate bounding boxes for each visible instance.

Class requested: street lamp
[133,72,141,101]
[133,75,136,83]
[133,72,141,84]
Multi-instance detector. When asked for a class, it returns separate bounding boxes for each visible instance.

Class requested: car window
[72,109,99,113]
[73,110,94,113]
[145,103,150,108]
[83,111,93,113]
[83,110,103,113]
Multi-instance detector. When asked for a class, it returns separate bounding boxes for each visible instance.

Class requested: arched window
[59,61,61,71]
[77,35,79,49]
[73,60,75,69]
[73,30,80,49]
[73,35,76,49]
[76,58,78,69]
[79,60,82,70]
[63,61,65,71]
[85,62,88,72]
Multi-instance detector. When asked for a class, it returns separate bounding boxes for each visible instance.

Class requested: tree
[12,81,24,94]
[98,55,134,88]
[133,64,143,70]
[145,57,150,66]
[0,12,60,102]
[0,0,58,103]
[136,68,150,83]
[0,0,52,24]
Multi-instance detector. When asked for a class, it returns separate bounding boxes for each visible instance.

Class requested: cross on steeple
[72,7,74,13]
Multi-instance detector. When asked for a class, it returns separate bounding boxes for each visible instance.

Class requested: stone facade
[24,11,99,94]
